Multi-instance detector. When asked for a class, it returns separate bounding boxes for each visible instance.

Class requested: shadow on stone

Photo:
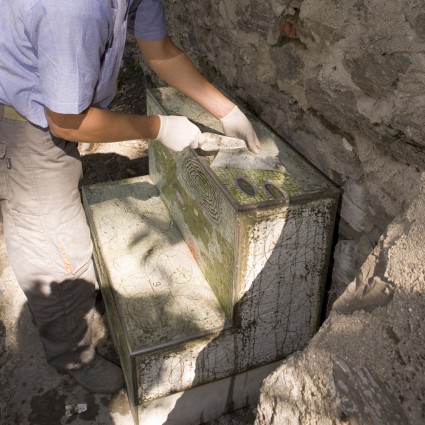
[80,152,149,186]
[164,216,326,424]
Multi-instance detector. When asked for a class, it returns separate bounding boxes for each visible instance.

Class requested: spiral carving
[181,156,222,225]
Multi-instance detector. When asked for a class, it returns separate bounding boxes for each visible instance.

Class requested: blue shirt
[0,0,167,127]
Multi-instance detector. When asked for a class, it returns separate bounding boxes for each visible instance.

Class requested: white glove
[220,106,261,153]
[156,115,202,152]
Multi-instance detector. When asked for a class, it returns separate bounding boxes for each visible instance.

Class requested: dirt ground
[0,41,257,425]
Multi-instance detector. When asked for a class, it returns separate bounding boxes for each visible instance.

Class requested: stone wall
[159,0,425,301]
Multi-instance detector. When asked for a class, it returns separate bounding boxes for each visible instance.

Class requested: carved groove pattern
[181,156,222,225]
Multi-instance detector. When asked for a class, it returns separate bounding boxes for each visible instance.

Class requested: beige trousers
[0,105,96,369]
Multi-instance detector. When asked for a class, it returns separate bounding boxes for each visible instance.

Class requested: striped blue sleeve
[128,0,168,40]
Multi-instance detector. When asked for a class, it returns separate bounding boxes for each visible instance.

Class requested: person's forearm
[137,37,261,153]
[137,37,235,119]
[45,107,160,144]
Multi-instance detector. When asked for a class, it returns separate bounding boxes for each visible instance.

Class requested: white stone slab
[136,361,281,425]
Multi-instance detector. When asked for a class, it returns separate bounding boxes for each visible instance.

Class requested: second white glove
[156,115,202,152]
[220,106,261,153]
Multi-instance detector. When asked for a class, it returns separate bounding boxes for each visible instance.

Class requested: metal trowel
[195,132,286,173]
[195,132,248,154]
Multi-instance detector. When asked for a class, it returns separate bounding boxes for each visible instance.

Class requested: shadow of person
[80,151,149,186]
[4,276,127,425]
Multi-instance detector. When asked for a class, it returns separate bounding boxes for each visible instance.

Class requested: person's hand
[220,106,261,153]
[156,115,202,152]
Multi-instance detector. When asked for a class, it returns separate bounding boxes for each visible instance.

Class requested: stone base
[134,361,280,425]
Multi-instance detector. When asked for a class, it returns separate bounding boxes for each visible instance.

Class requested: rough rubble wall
[161,0,425,301]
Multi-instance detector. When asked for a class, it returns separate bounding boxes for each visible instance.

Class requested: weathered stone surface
[255,354,409,425]
[339,178,373,233]
[343,52,412,100]
[269,44,304,81]
[331,236,374,301]
[332,358,408,424]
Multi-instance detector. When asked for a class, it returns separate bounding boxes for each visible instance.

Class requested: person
[0,0,260,394]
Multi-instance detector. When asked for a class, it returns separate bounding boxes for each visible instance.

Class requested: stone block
[82,87,339,423]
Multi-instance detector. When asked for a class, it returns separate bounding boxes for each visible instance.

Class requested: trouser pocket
[6,208,53,293]
[0,139,8,201]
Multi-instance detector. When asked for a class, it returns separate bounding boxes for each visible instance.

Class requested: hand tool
[196,132,248,154]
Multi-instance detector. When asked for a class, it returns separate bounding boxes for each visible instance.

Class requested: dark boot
[66,354,125,394]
